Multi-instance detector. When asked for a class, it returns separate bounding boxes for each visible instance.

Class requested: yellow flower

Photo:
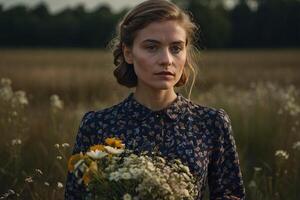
[89,144,106,151]
[68,153,84,172]
[83,170,92,186]
[82,162,98,186]
[89,161,98,172]
[105,137,125,149]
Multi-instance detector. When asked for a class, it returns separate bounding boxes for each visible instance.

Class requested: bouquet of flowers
[68,137,198,200]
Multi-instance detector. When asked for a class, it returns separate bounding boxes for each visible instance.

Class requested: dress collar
[120,92,190,122]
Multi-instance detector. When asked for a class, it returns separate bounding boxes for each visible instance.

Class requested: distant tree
[230,0,255,47]
[51,8,81,47]
[0,5,31,46]
[186,0,232,48]
[255,0,300,47]
[80,5,117,48]
[0,0,299,48]
[32,3,49,18]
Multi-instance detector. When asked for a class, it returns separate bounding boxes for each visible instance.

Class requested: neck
[133,87,177,111]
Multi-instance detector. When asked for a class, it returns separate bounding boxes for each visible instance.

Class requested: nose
[158,48,173,67]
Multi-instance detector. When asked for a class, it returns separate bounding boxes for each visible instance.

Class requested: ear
[123,44,133,64]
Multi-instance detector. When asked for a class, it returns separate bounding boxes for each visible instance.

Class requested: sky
[0,0,246,13]
[0,0,146,13]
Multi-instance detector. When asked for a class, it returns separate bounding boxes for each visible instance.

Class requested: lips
[154,71,175,76]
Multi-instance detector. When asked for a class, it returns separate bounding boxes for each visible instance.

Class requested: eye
[145,45,158,52]
[170,45,183,54]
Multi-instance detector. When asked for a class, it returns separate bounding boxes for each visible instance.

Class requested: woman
[65,0,246,199]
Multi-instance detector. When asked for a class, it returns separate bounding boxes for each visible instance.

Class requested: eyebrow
[141,39,185,45]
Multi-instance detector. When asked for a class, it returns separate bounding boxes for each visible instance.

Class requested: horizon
[0,0,145,13]
[0,0,242,13]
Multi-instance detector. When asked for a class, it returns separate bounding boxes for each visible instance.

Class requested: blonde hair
[111,0,199,98]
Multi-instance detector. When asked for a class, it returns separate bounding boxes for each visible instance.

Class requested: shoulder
[94,102,123,120]
[186,99,227,122]
[79,101,124,128]
[188,101,235,147]
[186,99,231,132]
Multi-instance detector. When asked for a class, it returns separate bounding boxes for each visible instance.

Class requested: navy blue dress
[65,93,245,200]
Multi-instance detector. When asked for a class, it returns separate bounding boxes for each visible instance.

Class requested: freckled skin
[124,20,187,93]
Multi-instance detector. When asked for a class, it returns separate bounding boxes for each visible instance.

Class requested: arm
[208,109,245,200]
[65,111,95,200]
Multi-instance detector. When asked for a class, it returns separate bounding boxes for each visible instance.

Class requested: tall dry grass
[0,49,300,199]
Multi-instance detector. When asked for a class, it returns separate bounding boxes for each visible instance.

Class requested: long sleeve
[208,109,245,200]
[65,111,95,200]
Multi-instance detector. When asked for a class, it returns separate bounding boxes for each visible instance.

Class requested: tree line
[0,0,299,49]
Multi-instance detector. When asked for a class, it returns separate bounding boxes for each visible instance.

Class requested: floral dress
[65,93,246,200]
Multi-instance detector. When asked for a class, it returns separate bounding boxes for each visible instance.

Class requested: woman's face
[124,20,187,92]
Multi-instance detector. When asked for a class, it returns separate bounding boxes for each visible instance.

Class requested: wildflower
[281,86,300,116]
[89,144,105,152]
[11,91,28,106]
[50,94,64,110]
[0,78,13,101]
[292,141,300,151]
[11,138,22,146]
[129,168,143,178]
[69,137,198,199]
[82,162,97,186]
[77,161,88,174]
[254,167,262,172]
[277,109,283,115]
[44,182,50,186]
[121,172,132,180]
[68,153,84,172]
[89,161,98,172]
[248,180,257,188]
[56,156,63,160]
[181,189,190,197]
[0,189,15,199]
[109,171,121,181]
[62,143,70,148]
[275,150,289,159]
[180,165,190,174]
[162,183,172,193]
[104,146,124,155]
[12,111,18,116]
[1,78,12,86]
[87,149,108,159]
[83,171,92,185]
[35,169,43,175]
[54,144,60,148]
[105,137,125,149]
[146,161,155,171]
[123,193,132,200]
[57,182,63,188]
[25,176,33,183]
[7,190,15,195]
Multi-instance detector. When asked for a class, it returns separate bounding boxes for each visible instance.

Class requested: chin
[151,82,176,90]
[138,79,177,91]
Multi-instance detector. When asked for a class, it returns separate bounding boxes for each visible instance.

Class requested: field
[0,49,300,199]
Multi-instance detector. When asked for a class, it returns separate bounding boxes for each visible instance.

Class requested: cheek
[174,54,187,80]
[177,54,187,71]
[132,52,153,74]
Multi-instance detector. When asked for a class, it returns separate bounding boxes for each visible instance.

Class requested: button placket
[160,115,164,137]
[155,112,166,153]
